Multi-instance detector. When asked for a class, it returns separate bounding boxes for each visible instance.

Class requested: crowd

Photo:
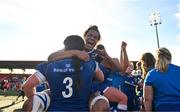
[21,25,180,111]
[0,76,26,98]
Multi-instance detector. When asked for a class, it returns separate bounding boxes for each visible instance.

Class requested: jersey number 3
[62,77,73,98]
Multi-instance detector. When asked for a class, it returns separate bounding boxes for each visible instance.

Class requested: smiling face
[84,29,100,52]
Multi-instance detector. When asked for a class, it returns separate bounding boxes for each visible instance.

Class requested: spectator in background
[16,77,26,101]
[21,77,26,84]
[16,86,25,101]
[144,47,180,111]
[3,80,10,96]
[0,80,5,91]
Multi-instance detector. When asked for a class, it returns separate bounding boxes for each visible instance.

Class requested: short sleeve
[35,62,48,83]
[144,70,155,86]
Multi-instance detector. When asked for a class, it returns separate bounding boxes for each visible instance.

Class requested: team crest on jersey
[80,66,83,70]
[65,64,71,68]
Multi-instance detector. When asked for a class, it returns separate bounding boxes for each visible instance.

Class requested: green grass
[0,89,18,96]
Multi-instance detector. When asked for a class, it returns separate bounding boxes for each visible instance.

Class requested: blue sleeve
[36,62,48,77]
[87,60,97,76]
[144,70,156,86]
[89,60,96,71]
[36,63,44,73]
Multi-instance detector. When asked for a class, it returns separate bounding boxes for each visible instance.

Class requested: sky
[0,0,180,65]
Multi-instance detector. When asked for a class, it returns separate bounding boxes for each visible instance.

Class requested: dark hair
[96,44,105,50]
[140,52,155,79]
[94,44,105,63]
[84,25,101,40]
[64,35,85,51]
[63,35,84,92]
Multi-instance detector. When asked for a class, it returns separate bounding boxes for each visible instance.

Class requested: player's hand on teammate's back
[76,51,89,61]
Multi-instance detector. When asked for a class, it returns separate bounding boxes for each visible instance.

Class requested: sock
[117,104,127,110]
[32,95,42,112]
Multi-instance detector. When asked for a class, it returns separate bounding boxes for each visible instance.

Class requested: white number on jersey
[62,77,73,98]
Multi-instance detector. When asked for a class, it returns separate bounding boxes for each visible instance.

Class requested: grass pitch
[0,90,26,112]
[0,95,26,112]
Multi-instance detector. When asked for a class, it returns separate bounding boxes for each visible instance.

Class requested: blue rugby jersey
[144,64,180,111]
[42,59,97,111]
[36,62,49,92]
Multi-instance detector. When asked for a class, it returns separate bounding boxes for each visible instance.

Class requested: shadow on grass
[13,108,23,112]
[0,100,23,110]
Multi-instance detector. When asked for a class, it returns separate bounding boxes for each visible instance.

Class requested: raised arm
[48,49,89,62]
[120,41,129,74]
